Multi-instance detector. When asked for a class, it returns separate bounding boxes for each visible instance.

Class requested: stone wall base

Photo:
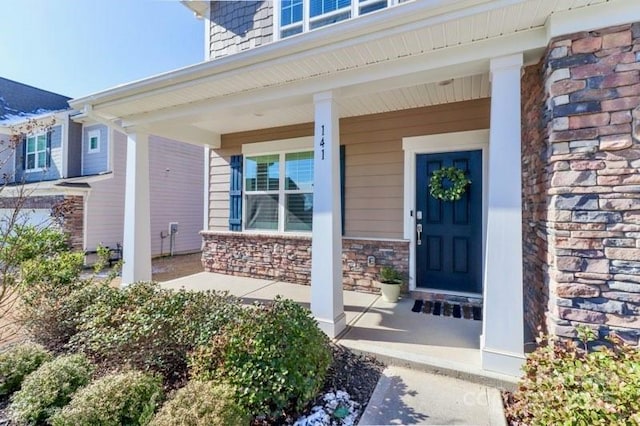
[201,231,410,293]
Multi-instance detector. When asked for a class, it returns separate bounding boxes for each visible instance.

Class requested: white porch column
[481,54,525,377]
[311,91,346,338]
[121,131,152,285]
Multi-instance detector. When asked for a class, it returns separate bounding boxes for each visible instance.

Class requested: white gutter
[77,106,128,135]
[69,0,524,110]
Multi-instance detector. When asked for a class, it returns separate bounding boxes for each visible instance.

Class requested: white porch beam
[481,53,525,377]
[311,91,346,338]
[133,123,221,148]
[121,131,152,285]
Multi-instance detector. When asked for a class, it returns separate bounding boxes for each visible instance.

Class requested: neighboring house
[69,0,640,377]
[0,77,204,258]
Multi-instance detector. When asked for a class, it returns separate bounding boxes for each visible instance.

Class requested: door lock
[416,223,422,245]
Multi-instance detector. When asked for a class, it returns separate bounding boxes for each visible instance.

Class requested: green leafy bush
[19,277,115,352]
[0,342,52,396]
[50,370,164,426]
[69,282,242,379]
[9,353,94,424]
[506,330,640,425]
[151,381,249,426]
[189,298,332,418]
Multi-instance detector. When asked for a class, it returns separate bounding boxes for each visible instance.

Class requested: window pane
[360,0,387,14]
[310,0,350,17]
[26,153,35,169]
[90,136,98,150]
[37,134,46,151]
[309,10,350,28]
[286,193,313,231]
[281,0,303,25]
[27,137,35,153]
[246,194,279,230]
[285,151,313,191]
[245,155,279,191]
[37,152,46,168]
[281,25,303,38]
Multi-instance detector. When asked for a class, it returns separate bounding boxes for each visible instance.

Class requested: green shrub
[69,282,243,379]
[9,353,94,425]
[506,330,640,425]
[0,342,52,396]
[50,370,164,426]
[189,297,332,418]
[19,278,115,352]
[151,381,249,426]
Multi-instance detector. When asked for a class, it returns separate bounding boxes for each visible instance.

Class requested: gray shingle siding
[208,1,273,59]
[15,124,63,183]
[82,124,109,176]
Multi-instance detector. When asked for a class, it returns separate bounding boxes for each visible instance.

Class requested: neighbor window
[277,0,396,39]
[25,133,47,171]
[88,130,100,153]
[245,151,314,232]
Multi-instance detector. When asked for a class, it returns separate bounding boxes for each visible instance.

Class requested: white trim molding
[241,136,313,155]
[402,129,489,294]
[547,0,640,40]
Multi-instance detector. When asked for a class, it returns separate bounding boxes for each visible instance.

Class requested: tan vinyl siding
[208,99,490,238]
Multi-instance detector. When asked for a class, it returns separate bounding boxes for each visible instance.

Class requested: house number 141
[319,125,325,160]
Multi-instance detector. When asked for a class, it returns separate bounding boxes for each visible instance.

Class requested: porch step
[342,344,518,391]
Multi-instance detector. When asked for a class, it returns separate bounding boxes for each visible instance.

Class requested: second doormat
[411,299,482,320]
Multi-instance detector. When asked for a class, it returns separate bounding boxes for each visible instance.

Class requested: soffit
[89,0,607,123]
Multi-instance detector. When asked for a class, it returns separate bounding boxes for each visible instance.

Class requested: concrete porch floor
[161,272,516,388]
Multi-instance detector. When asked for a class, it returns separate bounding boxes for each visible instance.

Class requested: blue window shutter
[21,136,26,169]
[46,131,52,168]
[229,155,243,231]
[340,145,345,236]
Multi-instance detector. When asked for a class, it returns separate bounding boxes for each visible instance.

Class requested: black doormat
[410,299,482,321]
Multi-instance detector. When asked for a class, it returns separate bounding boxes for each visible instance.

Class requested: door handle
[416,224,422,245]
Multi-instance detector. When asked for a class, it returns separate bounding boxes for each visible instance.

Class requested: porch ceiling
[69,0,611,142]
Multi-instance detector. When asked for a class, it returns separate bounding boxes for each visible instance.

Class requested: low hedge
[151,381,249,426]
[69,282,243,379]
[51,370,164,426]
[0,342,52,397]
[9,353,94,424]
[189,298,332,418]
[506,329,640,425]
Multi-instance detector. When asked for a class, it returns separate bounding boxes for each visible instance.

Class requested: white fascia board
[547,0,640,40]
[123,27,545,127]
[68,0,524,111]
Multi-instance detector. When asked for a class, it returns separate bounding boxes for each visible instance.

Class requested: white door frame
[402,129,489,296]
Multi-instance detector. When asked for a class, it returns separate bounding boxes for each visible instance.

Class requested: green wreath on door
[428,166,471,202]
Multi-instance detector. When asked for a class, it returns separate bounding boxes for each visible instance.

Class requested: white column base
[316,312,347,338]
[481,346,525,377]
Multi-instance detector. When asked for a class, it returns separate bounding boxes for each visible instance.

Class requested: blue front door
[415,150,482,293]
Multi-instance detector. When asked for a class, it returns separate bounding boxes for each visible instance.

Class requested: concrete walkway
[161,272,512,425]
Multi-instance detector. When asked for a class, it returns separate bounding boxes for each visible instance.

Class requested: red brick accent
[0,194,84,250]
[200,231,409,294]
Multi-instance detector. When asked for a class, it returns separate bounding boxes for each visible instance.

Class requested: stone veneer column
[122,131,152,284]
[543,23,640,345]
[311,91,346,338]
[481,54,525,376]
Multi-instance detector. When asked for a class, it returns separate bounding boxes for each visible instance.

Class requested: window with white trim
[244,150,314,232]
[25,133,47,171]
[277,0,395,39]
[88,129,100,153]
